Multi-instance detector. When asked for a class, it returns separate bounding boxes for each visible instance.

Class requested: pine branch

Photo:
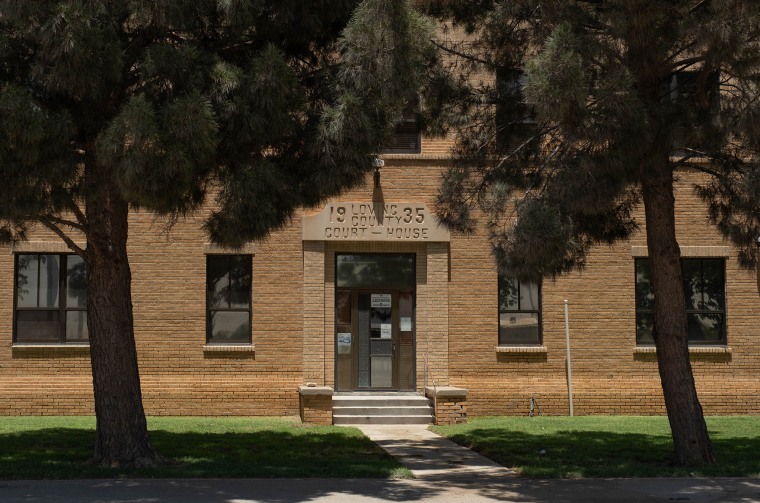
[44,214,85,232]
[689,0,711,14]
[38,218,86,257]
[432,39,493,68]
[672,55,706,72]
[665,40,697,66]
[63,195,88,228]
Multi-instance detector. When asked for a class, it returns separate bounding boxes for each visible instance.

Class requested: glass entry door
[357,290,395,388]
[335,254,415,391]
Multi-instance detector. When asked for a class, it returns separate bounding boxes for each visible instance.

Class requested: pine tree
[0,0,433,467]
[425,0,760,465]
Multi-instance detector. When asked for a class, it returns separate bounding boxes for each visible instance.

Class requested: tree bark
[641,164,716,465]
[84,175,157,467]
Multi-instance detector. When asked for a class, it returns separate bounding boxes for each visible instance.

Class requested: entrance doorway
[335,254,415,391]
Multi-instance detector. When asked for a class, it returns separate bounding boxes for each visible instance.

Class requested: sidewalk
[3,477,759,502]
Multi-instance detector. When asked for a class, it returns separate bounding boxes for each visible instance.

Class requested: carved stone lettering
[303,203,450,242]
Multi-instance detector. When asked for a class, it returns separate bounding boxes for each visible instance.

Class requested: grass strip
[431,416,760,478]
[0,416,411,479]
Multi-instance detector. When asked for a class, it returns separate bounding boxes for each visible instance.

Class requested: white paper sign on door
[380,324,392,339]
[400,317,413,331]
[371,294,391,308]
[337,333,352,354]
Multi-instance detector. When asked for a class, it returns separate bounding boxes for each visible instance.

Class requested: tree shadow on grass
[0,427,406,479]
[444,428,760,478]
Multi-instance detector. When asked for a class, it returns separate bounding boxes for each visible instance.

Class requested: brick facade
[1,145,758,417]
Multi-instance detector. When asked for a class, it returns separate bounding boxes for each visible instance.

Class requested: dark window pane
[498,276,519,311]
[16,255,40,308]
[370,306,392,339]
[701,259,724,311]
[228,256,252,309]
[682,259,702,310]
[209,311,250,342]
[207,256,231,309]
[520,282,540,311]
[15,253,88,345]
[399,291,413,330]
[636,312,654,344]
[635,259,654,311]
[499,312,540,345]
[66,256,87,308]
[16,310,60,342]
[687,313,724,344]
[39,255,60,308]
[382,99,420,154]
[336,290,351,326]
[336,254,414,289]
[636,258,726,346]
[65,311,89,342]
[383,120,420,154]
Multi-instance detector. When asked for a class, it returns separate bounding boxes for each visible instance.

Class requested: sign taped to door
[371,294,391,308]
[337,333,352,354]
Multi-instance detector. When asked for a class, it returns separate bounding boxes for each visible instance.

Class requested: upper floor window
[14,253,88,344]
[635,258,725,345]
[206,255,252,344]
[495,68,538,154]
[382,99,421,154]
[662,70,720,109]
[498,275,541,345]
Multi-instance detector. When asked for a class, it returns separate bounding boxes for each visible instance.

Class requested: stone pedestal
[298,386,334,425]
[425,386,468,425]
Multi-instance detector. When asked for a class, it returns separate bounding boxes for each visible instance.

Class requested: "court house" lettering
[302,202,450,242]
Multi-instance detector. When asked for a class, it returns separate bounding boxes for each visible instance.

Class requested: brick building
[1,128,758,421]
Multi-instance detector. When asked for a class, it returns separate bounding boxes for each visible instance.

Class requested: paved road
[2,477,759,502]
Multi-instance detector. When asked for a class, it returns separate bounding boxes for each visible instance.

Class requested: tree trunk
[641,165,716,465]
[85,177,157,467]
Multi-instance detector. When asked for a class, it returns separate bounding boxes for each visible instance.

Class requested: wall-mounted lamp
[373,157,384,188]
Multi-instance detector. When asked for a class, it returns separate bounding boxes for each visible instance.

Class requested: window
[662,70,720,109]
[498,276,541,345]
[635,258,726,345]
[495,68,538,154]
[382,99,421,154]
[206,255,252,343]
[14,253,88,344]
[662,70,720,151]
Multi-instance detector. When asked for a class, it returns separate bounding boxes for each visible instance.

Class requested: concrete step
[332,405,433,417]
[333,396,431,408]
[333,414,433,425]
[332,394,433,425]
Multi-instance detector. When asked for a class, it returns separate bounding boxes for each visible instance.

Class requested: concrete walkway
[354,424,516,480]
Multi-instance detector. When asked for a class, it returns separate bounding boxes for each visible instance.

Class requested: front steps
[332,394,434,425]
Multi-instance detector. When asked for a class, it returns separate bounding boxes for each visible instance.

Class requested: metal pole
[564,300,574,417]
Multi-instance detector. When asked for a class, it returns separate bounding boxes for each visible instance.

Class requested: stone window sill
[12,344,90,354]
[203,344,255,353]
[495,345,547,354]
[12,343,89,349]
[633,345,732,355]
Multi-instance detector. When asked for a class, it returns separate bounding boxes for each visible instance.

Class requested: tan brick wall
[432,398,468,425]
[299,394,333,425]
[1,161,758,417]
[447,168,760,416]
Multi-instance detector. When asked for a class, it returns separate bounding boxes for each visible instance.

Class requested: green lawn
[0,416,411,479]
[432,416,760,478]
